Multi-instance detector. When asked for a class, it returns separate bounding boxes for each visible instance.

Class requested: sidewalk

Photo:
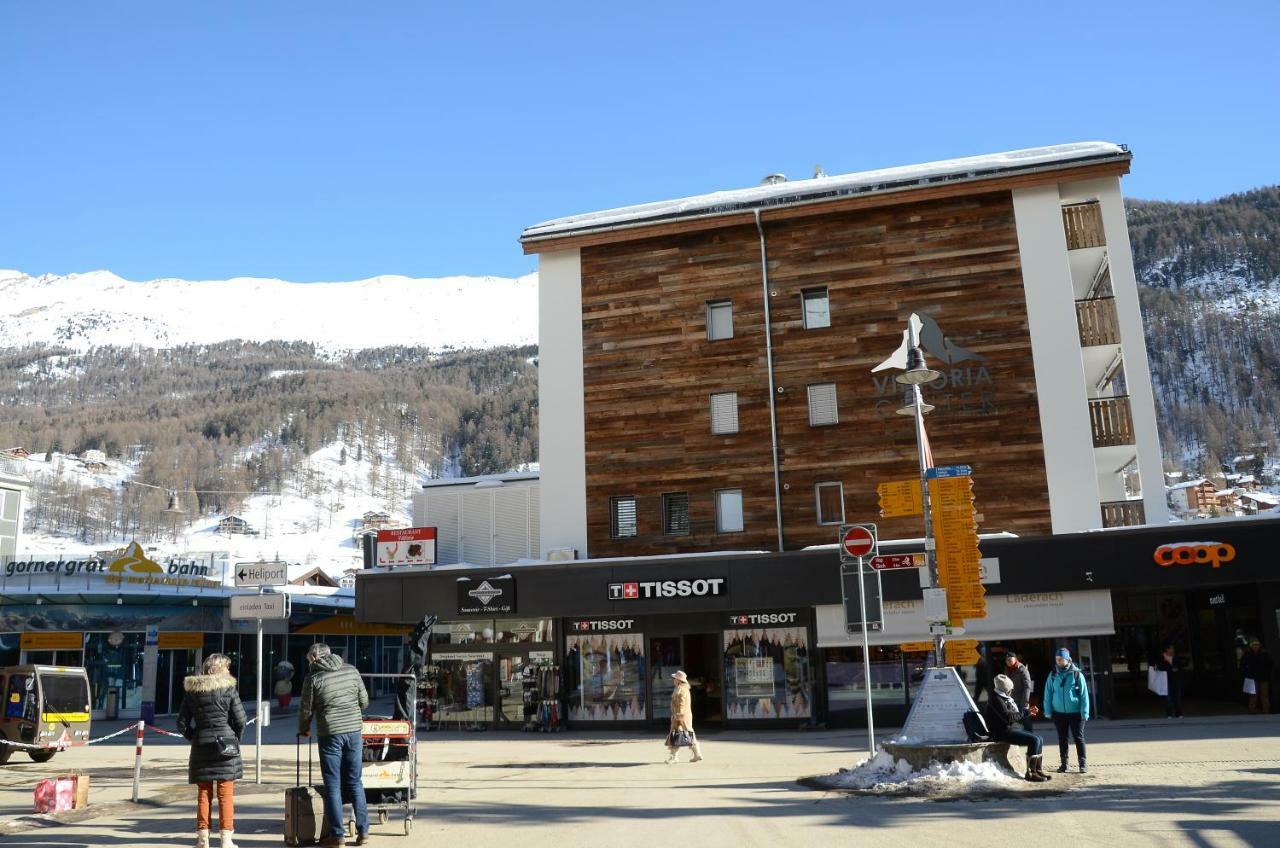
[2,715,1277,847]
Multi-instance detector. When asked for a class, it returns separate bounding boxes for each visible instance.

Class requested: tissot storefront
[356,516,1280,729]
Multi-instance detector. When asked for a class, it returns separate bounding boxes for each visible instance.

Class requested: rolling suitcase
[285,736,323,846]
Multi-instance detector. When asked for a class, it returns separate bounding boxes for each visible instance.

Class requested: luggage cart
[334,672,419,837]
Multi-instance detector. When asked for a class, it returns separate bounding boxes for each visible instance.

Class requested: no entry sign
[839,523,878,562]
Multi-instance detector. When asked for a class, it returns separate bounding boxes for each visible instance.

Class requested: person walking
[664,670,703,764]
[1241,638,1273,713]
[983,674,1051,782]
[1153,645,1185,718]
[1043,647,1090,773]
[299,643,370,847]
[177,653,246,848]
[1004,651,1036,731]
[972,652,993,705]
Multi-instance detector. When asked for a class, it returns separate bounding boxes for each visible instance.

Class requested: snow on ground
[0,269,538,353]
[825,748,1016,791]
[17,441,421,576]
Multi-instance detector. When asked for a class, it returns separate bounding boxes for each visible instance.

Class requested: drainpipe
[754,210,786,552]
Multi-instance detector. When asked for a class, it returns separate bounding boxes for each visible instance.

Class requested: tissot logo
[730,613,797,626]
[1154,542,1236,569]
[607,578,726,600]
[467,580,504,605]
[572,619,634,632]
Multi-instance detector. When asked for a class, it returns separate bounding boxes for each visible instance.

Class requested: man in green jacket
[299,644,369,847]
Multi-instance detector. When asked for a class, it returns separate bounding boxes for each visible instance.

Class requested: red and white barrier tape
[3,716,258,751]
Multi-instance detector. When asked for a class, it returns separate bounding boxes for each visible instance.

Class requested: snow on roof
[1241,492,1279,505]
[521,141,1129,244]
[1167,478,1211,490]
[420,471,539,490]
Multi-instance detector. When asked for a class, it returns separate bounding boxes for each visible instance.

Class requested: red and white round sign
[841,525,876,558]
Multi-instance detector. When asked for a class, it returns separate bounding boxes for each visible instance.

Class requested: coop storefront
[359,558,824,728]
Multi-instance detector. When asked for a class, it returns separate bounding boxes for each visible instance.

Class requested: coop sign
[1153,541,1236,569]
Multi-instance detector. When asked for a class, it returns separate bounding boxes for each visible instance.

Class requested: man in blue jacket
[1043,647,1090,773]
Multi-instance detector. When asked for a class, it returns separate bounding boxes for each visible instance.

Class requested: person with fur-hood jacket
[177,653,247,848]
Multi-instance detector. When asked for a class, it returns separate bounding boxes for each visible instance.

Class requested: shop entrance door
[497,654,526,726]
[683,634,722,726]
[650,637,682,723]
[155,649,201,716]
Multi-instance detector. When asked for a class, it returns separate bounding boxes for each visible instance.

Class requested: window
[709,392,739,435]
[724,625,812,719]
[815,482,844,525]
[706,300,733,340]
[662,492,690,535]
[610,496,638,539]
[715,489,744,533]
[807,382,839,426]
[802,288,830,329]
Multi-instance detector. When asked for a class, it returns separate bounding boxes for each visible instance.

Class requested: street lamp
[890,318,946,666]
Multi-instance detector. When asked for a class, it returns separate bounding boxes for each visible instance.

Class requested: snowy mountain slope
[0,269,538,352]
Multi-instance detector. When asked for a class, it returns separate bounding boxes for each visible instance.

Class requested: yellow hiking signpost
[876,479,923,518]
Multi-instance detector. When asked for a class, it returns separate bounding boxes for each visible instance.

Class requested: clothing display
[565,634,646,721]
[521,663,563,732]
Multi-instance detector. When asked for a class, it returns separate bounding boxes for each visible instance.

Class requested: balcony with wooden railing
[1063,202,1106,250]
[1101,499,1146,528]
[1089,395,1135,448]
[1075,296,1121,347]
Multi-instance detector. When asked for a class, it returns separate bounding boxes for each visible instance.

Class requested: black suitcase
[285,736,323,846]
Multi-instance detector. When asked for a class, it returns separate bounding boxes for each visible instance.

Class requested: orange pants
[196,780,234,831]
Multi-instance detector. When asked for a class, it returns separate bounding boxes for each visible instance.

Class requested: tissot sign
[608,578,726,601]
[456,575,516,615]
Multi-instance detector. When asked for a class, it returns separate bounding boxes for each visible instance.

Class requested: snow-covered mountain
[0,269,538,352]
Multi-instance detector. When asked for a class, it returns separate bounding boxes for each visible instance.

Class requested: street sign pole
[910,377,945,667]
[857,555,874,756]
[255,585,263,784]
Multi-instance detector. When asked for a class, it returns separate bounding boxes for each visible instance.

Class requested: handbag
[209,736,241,759]
[1243,678,1257,696]
[668,729,693,748]
[1147,667,1168,697]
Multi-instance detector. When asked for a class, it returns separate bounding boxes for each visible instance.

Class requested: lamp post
[891,321,945,665]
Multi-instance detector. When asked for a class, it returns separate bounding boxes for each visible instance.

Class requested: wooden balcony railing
[1089,395,1135,448]
[1102,499,1146,528]
[1063,202,1106,250]
[1076,296,1121,346]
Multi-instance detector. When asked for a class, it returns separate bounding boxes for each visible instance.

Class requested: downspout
[754,210,786,552]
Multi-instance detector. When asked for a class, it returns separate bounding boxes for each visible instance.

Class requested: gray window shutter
[807,383,839,426]
[710,392,739,434]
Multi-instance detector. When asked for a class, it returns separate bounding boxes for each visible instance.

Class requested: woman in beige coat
[665,671,703,763]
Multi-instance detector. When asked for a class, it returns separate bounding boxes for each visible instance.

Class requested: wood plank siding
[579,191,1053,557]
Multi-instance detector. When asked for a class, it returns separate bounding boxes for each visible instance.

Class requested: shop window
[494,619,554,644]
[565,632,646,721]
[709,392,739,435]
[715,489,744,533]
[825,645,906,717]
[807,382,838,426]
[610,496,637,539]
[662,492,690,535]
[802,288,830,329]
[815,481,845,525]
[434,653,494,724]
[706,300,733,341]
[722,625,812,719]
[0,633,19,667]
[430,621,495,645]
[84,632,144,713]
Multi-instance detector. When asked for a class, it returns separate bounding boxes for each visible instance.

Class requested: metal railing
[1063,202,1106,250]
[0,455,29,479]
[1101,499,1146,528]
[1089,395,1135,448]
[1075,296,1121,347]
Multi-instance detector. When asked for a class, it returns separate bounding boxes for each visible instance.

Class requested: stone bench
[881,740,1017,774]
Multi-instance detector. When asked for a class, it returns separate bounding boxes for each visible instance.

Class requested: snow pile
[0,269,538,353]
[828,748,1015,791]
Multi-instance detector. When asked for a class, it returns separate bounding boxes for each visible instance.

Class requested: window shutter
[816,482,844,525]
[803,289,830,329]
[611,496,637,538]
[710,392,739,434]
[716,489,744,533]
[808,383,839,426]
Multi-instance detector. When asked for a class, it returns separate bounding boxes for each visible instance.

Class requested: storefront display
[722,626,811,720]
[434,652,494,725]
[565,631,646,721]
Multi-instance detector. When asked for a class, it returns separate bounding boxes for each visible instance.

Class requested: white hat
[993,674,1014,694]
[671,670,688,683]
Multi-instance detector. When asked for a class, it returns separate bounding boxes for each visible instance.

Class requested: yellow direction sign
[899,641,934,653]
[877,479,923,518]
[948,644,982,665]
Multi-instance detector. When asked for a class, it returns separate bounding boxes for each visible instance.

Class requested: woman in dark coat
[982,674,1051,782]
[177,653,247,848]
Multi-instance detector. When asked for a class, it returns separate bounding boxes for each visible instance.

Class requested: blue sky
[2,3,1277,281]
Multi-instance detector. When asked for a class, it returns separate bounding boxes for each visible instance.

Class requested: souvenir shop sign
[456,575,516,616]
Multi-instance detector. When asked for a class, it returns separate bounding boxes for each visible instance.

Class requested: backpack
[962,709,990,742]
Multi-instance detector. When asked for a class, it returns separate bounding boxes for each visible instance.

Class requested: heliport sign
[607,578,726,601]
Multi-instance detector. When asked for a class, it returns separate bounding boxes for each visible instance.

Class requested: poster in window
[722,626,811,719]
[565,632,646,721]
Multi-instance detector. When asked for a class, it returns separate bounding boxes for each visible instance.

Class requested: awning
[816,589,1114,648]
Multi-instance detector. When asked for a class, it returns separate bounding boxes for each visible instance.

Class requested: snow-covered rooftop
[1168,478,1211,490]
[420,471,539,490]
[521,141,1129,244]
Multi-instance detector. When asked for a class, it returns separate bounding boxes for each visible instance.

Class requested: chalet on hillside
[217,515,256,535]
[1168,479,1217,515]
[1240,492,1279,515]
[82,449,107,465]
[291,567,340,588]
[340,568,361,589]
[2,447,31,459]
[361,511,395,529]
[82,461,109,473]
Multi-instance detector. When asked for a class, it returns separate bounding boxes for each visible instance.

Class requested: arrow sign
[926,464,972,479]
[234,561,288,588]
[869,553,924,571]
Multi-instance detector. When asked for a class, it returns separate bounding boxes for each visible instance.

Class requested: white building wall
[1072,177,1171,526]
[537,249,589,558]
[1012,185,1103,533]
